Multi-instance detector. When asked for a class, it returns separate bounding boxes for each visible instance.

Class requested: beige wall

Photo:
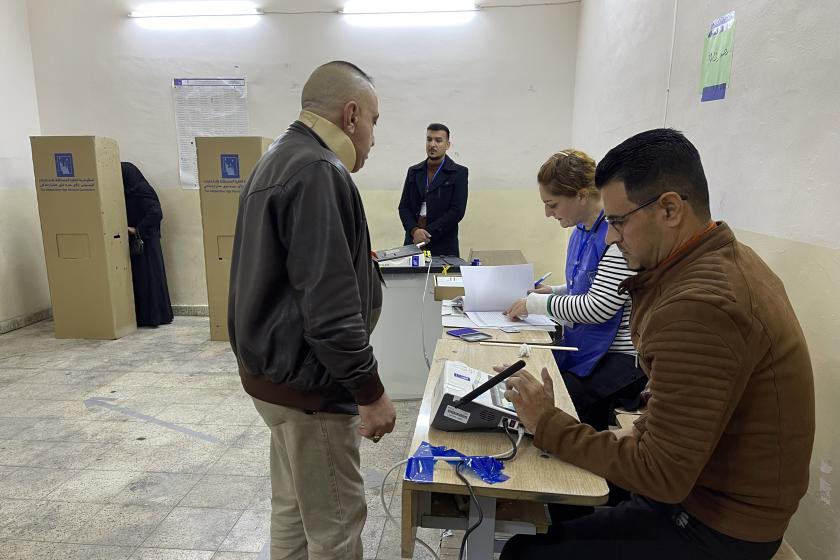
[571,1,840,556]
[24,0,580,305]
[736,230,840,558]
[0,0,50,330]
[362,190,570,277]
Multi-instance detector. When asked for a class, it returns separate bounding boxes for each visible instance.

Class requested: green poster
[700,10,736,102]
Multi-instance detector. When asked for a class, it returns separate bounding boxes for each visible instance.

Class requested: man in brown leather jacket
[500,129,814,560]
[228,61,396,560]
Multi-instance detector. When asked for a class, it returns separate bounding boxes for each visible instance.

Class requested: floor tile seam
[214,508,249,554]
[0,536,137,549]
[135,481,217,552]
[131,544,220,553]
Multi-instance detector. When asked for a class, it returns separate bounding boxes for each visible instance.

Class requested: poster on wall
[700,11,736,102]
[172,78,249,188]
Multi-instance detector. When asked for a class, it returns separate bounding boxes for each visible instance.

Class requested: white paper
[441,301,552,330]
[435,276,464,287]
[172,78,249,189]
[466,311,555,330]
[460,264,533,312]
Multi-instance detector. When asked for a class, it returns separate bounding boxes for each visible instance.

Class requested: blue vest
[556,211,622,377]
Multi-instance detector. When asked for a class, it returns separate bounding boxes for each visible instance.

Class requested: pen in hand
[534,271,552,288]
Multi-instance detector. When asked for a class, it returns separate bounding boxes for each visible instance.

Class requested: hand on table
[504,298,527,320]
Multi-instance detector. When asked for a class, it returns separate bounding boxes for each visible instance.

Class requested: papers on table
[466,311,556,329]
[440,264,560,331]
[460,264,533,312]
[441,300,556,332]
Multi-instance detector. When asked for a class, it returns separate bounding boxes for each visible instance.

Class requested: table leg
[465,495,496,560]
[402,487,433,558]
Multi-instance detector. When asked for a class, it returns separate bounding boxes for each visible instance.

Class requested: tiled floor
[0,317,444,559]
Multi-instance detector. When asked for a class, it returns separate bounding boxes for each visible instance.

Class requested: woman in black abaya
[121,162,174,327]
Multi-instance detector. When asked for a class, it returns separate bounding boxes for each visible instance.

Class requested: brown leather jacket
[228,122,384,414]
[534,223,815,542]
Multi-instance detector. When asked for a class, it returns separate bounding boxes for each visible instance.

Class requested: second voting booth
[196,136,273,341]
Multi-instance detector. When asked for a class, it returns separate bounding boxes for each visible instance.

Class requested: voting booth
[196,136,273,341]
[30,136,136,340]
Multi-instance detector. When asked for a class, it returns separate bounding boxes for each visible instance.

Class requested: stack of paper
[460,264,533,312]
[466,311,556,329]
[439,264,558,332]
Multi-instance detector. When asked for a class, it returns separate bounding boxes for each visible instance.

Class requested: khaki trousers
[252,397,366,560]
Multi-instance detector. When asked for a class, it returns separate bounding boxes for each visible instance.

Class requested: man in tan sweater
[500,129,815,560]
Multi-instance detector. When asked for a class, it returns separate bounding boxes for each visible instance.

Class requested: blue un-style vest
[556,210,622,377]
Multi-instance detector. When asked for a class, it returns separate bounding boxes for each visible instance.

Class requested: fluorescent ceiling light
[342,0,477,27]
[129,2,262,18]
[342,0,477,14]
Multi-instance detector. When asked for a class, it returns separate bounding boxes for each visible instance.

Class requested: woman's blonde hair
[537,149,598,198]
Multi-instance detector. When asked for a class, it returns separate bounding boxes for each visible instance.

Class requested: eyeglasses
[605,193,688,233]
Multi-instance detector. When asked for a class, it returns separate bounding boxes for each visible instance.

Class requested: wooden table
[401,339,608,558]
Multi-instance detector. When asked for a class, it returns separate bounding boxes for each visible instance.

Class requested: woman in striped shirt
[505,150,646,430]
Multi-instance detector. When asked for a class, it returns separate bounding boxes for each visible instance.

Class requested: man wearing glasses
[500,129,815,559]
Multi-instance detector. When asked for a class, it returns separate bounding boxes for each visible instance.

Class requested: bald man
[228,61,396,560]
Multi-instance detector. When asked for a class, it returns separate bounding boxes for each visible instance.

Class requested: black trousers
[562,352,647,431]
[500,494,782,560]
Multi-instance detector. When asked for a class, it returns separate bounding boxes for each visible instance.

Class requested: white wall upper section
[0,0,42,189]
[0,0,50,325]
[572,0,840,250]
[25,0,579,192]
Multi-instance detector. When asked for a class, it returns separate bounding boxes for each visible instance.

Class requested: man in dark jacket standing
[398,123,468,256]
[228,61,396,560]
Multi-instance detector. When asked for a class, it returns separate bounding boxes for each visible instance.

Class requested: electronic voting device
[430,360,527,432]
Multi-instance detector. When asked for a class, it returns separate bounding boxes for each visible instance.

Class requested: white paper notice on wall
[172,78,249,189]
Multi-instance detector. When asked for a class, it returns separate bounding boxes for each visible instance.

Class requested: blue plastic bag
[405,441,509,484]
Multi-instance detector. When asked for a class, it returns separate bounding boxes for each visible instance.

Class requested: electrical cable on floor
[380,419,525,559]
[454,418,520,559]
[455,460,482,560]
[380,458,441,560]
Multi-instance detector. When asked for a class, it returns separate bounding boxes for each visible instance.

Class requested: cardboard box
[433,275,465,301]
[196,137,273,341]
[30,136,136,339]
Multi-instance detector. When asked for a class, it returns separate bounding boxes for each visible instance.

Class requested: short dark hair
[427,123,450,139]
[325,60,374,85]
[595,128,710,219]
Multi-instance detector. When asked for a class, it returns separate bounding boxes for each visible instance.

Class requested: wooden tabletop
[443,329,553,344]
[403,338,609,505]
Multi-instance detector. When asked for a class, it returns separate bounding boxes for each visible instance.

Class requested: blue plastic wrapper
[404,441,509,484]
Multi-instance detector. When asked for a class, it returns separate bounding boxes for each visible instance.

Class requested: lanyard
[569,209,605,289]
[426,155,445,191]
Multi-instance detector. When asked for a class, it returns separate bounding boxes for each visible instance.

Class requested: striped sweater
[525,244,636,354]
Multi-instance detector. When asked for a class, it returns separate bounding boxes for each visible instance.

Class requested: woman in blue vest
[506,150,646,430]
